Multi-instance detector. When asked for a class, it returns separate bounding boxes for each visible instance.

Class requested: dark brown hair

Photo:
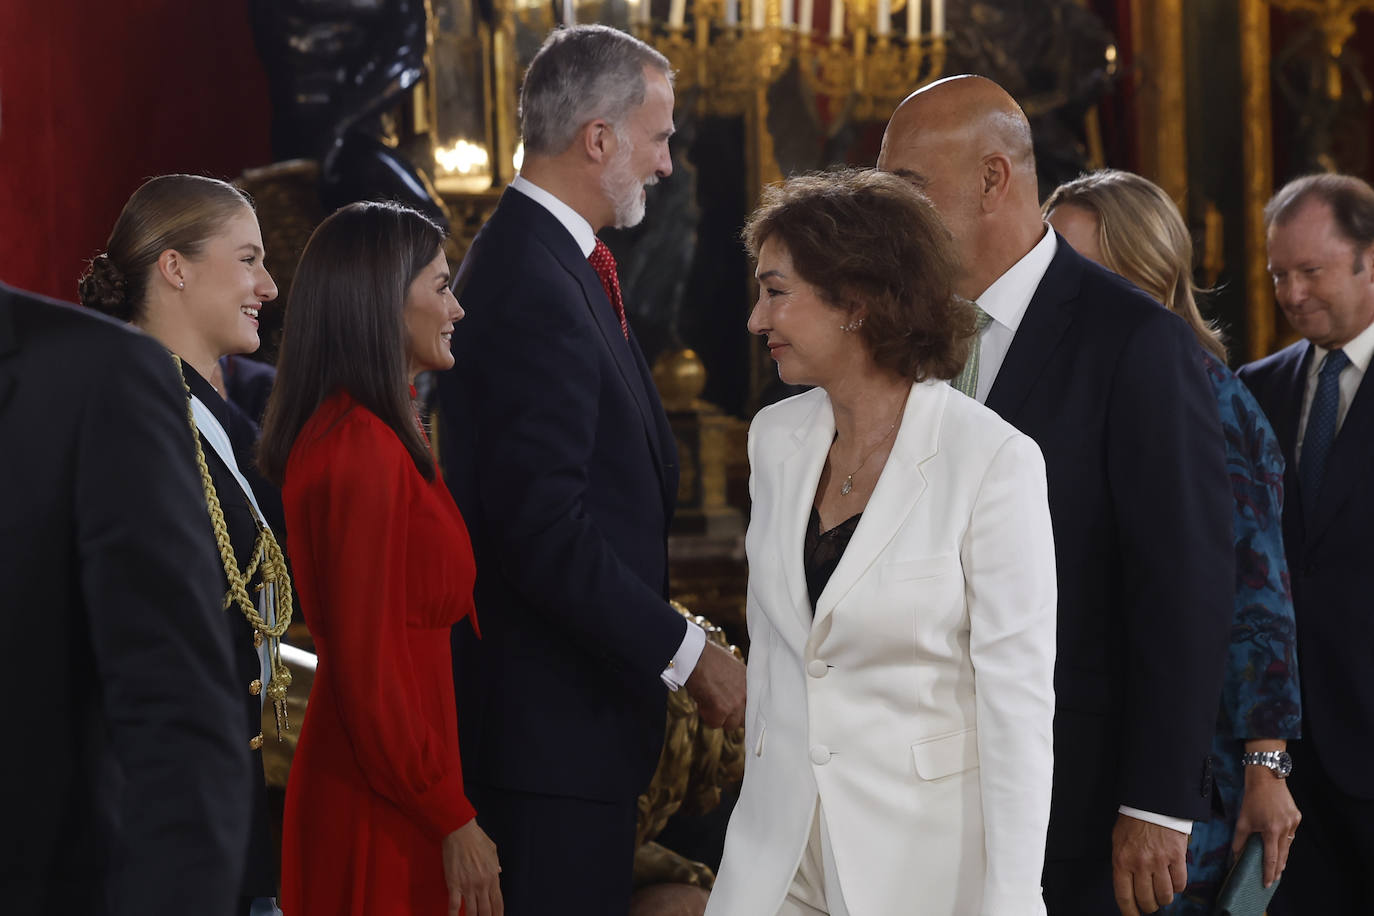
[743,168,973,382]
[257,201,446,484]
[1265,172,1374,273]
[77,174,254,321]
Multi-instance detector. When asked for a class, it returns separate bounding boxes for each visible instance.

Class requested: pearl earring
[178,281,185,289]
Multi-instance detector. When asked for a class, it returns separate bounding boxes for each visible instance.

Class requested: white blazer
[707,380,1057,916]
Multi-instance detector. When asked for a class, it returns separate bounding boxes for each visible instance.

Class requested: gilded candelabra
[631,0,947,126]
[797,0,946,124]
[1268,0,1374,98]
[632,0,793,118]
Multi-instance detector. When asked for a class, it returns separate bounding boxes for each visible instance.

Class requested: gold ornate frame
[1240,0,1276,361]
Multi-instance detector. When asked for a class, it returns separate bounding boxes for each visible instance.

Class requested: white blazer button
[809,744,831,765]
[807,659,828,678]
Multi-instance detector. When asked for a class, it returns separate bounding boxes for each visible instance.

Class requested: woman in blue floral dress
[1045,170,1303,912]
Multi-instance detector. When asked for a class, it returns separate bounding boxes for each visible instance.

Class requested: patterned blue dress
[1163,351,1303,913]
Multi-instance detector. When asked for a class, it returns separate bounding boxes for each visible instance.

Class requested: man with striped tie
[1238,173,1374,916]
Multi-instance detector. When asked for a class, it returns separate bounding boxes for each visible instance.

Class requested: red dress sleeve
[298,410,475,840]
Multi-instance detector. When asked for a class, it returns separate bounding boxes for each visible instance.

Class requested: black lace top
[804,505,862,612]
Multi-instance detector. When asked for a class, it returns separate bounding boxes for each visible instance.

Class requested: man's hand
[684,641,746,731]
[1112,813,1188,915]
[443,819,504,916]
[1232,763,1301,888]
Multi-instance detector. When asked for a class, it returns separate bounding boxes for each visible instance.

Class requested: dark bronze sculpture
[248,0,449,225]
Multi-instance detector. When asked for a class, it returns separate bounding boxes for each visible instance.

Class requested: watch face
[1276,751,1293,777]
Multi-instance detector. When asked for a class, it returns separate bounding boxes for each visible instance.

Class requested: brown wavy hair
[743,168,974,382]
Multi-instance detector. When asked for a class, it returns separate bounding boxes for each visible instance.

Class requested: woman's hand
[1232,746,1301,888]
[443,819,504,916]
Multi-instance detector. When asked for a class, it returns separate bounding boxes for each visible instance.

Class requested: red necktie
[589,238,630,340]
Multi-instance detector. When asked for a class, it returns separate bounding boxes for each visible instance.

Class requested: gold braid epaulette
[173,356,294,739]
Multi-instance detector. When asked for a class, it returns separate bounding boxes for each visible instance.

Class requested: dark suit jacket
[1239,340,1374,799]
[982,239,1234,863]
[438,189,685,803]
[182,363,279,898]
[0,284,251,915]
[219,353,276,426]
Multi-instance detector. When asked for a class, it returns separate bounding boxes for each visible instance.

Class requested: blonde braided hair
[173,356,294,736]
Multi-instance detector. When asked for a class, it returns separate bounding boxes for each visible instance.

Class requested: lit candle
[563,0,576,25]
[907,0,920,39]
[876,0,889,36]
[638,0,651,24]
[932,0,944,35]
[752,0,765,29]
[782,0,794,28]
[725,0,739,25]
[799,0,814,34]
[670,0,686,26]
[830,0,844,40]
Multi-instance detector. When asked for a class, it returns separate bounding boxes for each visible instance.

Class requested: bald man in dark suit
[880,77,1234,916]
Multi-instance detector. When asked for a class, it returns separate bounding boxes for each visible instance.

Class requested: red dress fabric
[279,391,478,915]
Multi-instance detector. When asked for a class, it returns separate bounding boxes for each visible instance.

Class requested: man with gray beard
[436,24,746,915]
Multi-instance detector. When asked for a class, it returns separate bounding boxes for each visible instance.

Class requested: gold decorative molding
[1240,0,1276,360]
[1130,0,1188,209]
[1269,0,1374,98]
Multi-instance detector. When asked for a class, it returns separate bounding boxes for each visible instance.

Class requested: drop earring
[840,317,864,332]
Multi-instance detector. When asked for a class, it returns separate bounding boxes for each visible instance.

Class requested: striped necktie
[951,305,994,398]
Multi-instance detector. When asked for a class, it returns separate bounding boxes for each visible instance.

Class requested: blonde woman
[79,174,291,916]
[1045,169,1302,912]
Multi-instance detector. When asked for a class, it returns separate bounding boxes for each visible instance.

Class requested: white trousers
[776,801,850,916]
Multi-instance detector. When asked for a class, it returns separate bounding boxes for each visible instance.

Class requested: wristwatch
[1241,749,1293,778]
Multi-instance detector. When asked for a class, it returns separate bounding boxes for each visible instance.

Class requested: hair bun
[78,253,132,319]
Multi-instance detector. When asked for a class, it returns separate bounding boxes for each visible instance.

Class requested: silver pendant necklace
[835,397,906,496]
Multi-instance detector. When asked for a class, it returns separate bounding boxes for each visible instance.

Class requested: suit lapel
[1308,366,1374,542]
[1270,344,1312,539]
[512,192,673,493]
[773,393,834,639]
[1271,342,1313,467]
[627,330,680,512]
[985,236,1080,422]
[812,381,939,632]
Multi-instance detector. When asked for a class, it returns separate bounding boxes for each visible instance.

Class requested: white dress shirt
[970,223,1058,404]
[507,175,706,689]
[1294,316,1374,464]
[968,225,1193,836]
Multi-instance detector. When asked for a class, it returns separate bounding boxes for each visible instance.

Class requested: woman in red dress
[259,201,503,916]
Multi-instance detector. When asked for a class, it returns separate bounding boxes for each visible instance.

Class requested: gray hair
[519,25,672,157]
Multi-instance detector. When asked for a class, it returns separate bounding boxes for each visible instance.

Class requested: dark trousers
[1042,856,1118,916]
[1268,740,1374,915]
[468,782,639,916]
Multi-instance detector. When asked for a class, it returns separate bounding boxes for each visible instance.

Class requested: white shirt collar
[510,174,597,258]
[975,224,1057,333]
[1307,315,1374,378]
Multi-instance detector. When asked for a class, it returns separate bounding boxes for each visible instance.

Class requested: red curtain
[0,1,271,300]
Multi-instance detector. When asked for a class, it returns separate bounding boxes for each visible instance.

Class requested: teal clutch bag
[1213,833,1280,916]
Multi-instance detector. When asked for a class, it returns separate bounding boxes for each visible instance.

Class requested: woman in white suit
[707,170,1057,916]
